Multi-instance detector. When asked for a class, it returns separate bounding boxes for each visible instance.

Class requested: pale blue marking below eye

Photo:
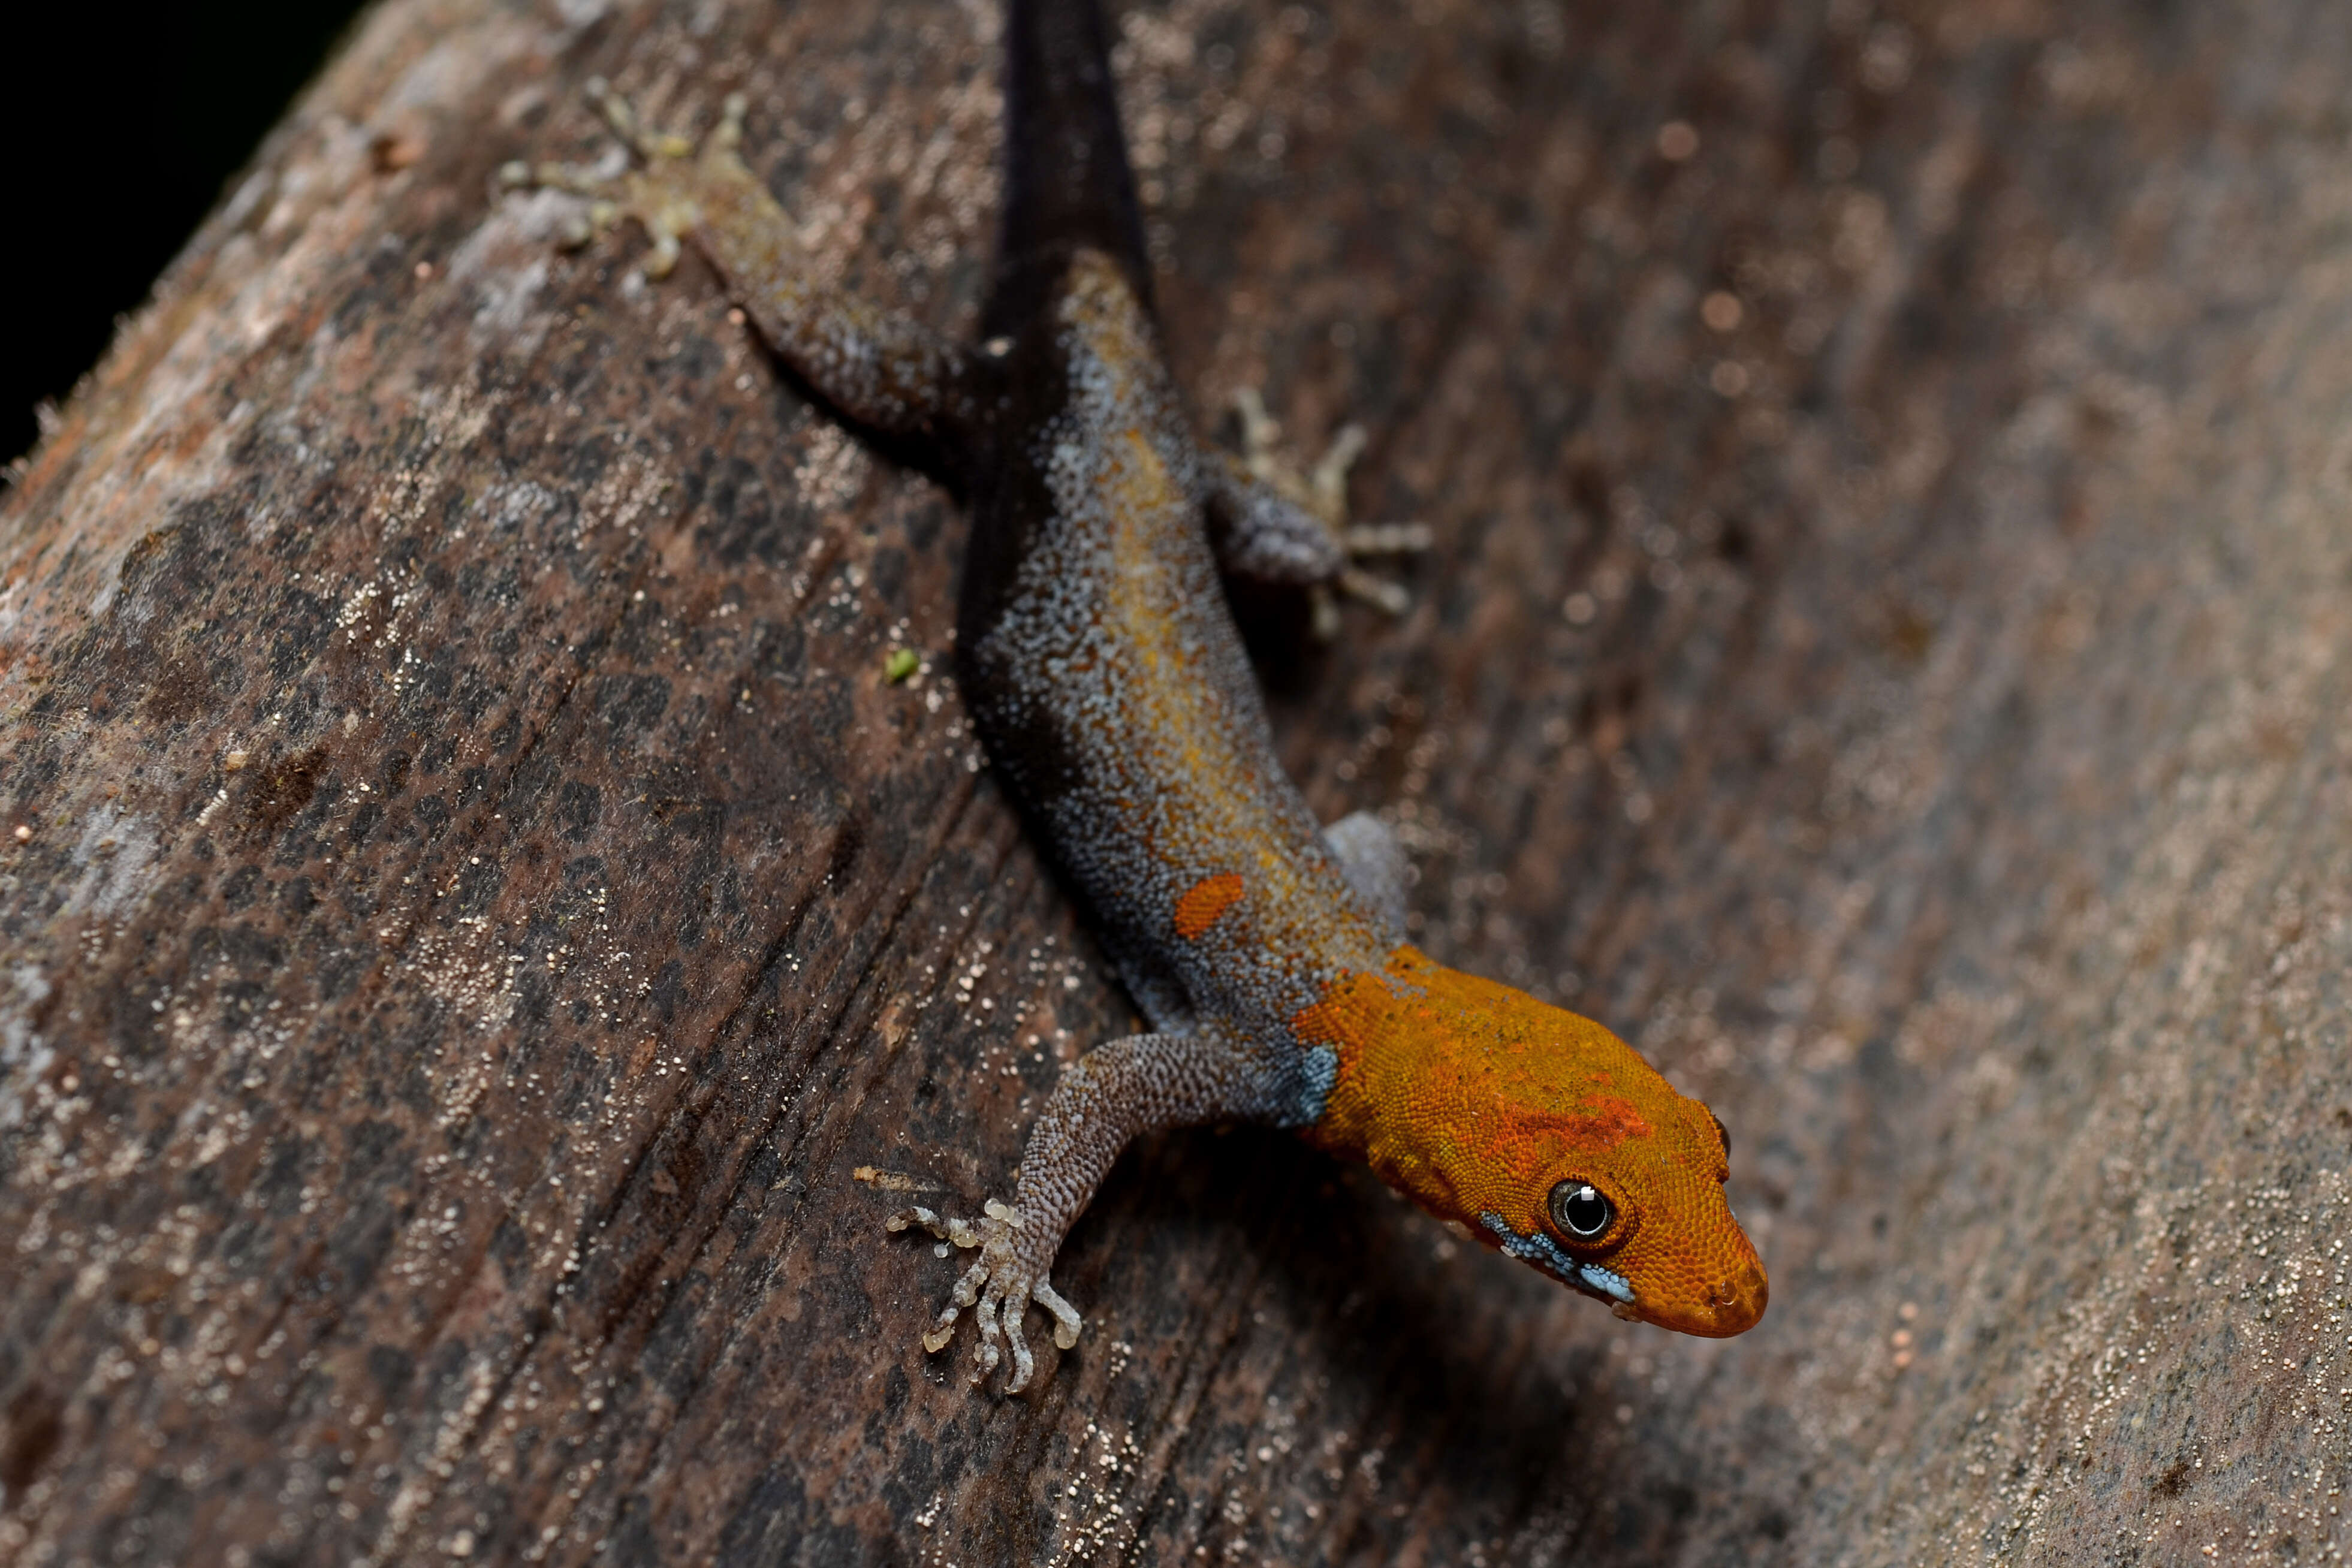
[1480,1211,1638,1305]
[1578,1261,1635,1304]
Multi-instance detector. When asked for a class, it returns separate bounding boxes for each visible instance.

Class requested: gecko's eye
[1710,1110,1731,1161]
[1548,1180,1614,1242]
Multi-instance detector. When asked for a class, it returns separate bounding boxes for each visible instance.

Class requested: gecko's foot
[887,1198,1082,1394]
[498,81,755,278]
[1226,387,1431,638]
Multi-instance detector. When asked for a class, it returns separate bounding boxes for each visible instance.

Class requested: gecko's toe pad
[888,1198,1082,1394]
[507,83,759,278]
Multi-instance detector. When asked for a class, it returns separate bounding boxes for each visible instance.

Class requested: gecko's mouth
[1478,1212,1638,1307]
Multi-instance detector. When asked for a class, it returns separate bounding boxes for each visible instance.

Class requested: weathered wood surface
[5,0,2351,1561]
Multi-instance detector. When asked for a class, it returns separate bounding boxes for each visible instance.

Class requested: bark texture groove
[4,1,2350,1563]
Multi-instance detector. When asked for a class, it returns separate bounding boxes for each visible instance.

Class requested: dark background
[4,1,367,463]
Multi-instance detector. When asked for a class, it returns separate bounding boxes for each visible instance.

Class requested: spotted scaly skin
[526,0,1765,1394]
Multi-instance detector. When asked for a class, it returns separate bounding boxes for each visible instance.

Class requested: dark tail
[982,0,1153,337]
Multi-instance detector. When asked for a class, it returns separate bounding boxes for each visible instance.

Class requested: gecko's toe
[1230,385,1283,466]
[1003,1304,1036,1393]
[949,1254,987,1308]
[1034,1279,1082,1350]
[974,1280,1006,1363]
[1337,566,1412,616]
[644,225,684,279]
[969,1307,1006,1391]
[1310,423,1367,514]
[587,79,682,161]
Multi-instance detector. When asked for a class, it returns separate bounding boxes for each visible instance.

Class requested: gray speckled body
[957,250,1397,1117]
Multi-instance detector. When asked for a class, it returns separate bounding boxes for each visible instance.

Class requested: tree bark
[5,0,2350,1563]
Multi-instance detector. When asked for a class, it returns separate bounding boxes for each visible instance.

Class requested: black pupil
[1552,1181,1612,1240]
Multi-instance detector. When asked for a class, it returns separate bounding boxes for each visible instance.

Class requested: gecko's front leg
[890,1027,1302,1393]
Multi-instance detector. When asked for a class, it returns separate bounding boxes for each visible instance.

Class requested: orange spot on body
[1172,873,1246,939]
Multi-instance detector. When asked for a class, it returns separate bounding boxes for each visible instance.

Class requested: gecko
[515,0,1767,1394]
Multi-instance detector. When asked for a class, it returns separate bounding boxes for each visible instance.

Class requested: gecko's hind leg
[508,80,978,439]
[1205,387,1433,638]
[500,82,753,278]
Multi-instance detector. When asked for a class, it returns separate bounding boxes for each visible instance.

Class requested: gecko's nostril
[1713,1258,1769,1331]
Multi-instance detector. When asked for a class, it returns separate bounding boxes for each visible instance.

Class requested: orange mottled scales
[1298,948,1766,1337]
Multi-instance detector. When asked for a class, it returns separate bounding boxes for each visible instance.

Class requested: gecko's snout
[1696,1256,1769,1337]
[1635,1253,1769,1338]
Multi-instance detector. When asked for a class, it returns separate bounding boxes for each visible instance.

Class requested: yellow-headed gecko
[517,0,1766,1394]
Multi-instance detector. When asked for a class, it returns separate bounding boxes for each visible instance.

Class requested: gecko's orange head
[1300,950,1767,1337]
